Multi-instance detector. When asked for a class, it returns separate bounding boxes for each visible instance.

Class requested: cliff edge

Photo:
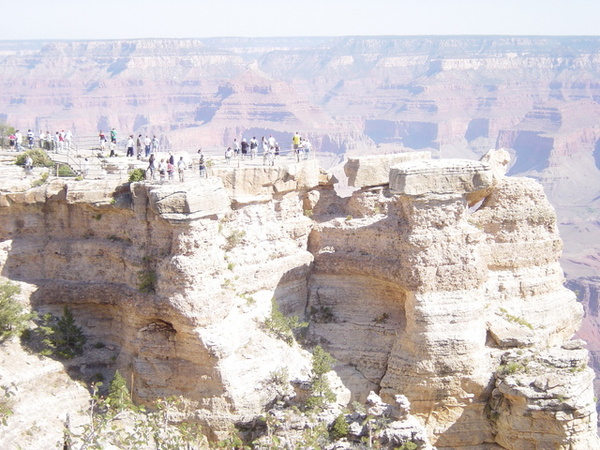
[0,153,596,449]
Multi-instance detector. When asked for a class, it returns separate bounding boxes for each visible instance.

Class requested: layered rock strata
[0,154,597,448]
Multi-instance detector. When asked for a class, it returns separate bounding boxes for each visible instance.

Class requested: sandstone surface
[344,151,431,188]
[0,153,596,449]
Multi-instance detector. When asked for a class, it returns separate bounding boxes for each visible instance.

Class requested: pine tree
[107,370,133,411]
[52,305,86,358]
[0,281,30,342]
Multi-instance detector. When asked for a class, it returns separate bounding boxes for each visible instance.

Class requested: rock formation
[0,151,597,448]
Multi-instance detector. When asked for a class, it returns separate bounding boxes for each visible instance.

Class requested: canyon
[0,150,597,448]
[1,35,600,447]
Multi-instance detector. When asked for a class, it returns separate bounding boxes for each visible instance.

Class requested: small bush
[138,269,157,294]
[310,305,335,323]
[107,370,133,412]
[498,361,526,376]
[499,308,533,329]
[52,306,87,359]
[57,164,76,177]
[15,149,53,167]
[24,306,87,359]
[0,383,16,426]
[224,229,246,251]
[330,414,349,440]
[31,172,49,187]
[128,168,145,182]
[263,298,307,345]
[0,281,31,343]
[373,312,389,324]
[306,345,336,410]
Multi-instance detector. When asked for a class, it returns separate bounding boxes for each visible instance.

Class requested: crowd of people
[224,132,312,166]
[4,126,314,183]
[98,129,161,159]
[6,129,73,152]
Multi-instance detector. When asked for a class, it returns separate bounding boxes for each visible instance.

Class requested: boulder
[389,158,493,196]
[344,152,430,188]
[146,177,230,220]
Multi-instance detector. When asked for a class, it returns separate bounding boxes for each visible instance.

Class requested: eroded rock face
[0,154,596,448]
[344,151,431,188]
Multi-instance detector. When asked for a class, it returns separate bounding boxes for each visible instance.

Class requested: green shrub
[498,361,526,376]
[31,172,49,187]
[23,306,86,359]
[128,168,146,182]
[263,298,307,345]
[0,281,31,343]
[224,229,246,251]
[15,149,53,167]
[137,269,156,294]
[499,307,533,329]
[51,306,87,359]
[107,370,133,412]
[0,383,16,426]
[306,345,336,410]
[330,414,349,440]
[57,164,76,177]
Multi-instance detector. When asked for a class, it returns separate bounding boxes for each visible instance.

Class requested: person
[147,153,156,180]
[24,154,33,174]
[261,136,268,156]
[241,138,249,160]
[136,134,143,159]
[126,135,134,157]
[274,142,280,160]
[166,160,174,181]
[296,138,304,162]
[110,128,117,144]
[264,145,275,166]
[168,151,175,165]
[58,130,65,152]
[177,156,186,182]
[232,138,240,156]
[45,130,52,151]
[15,130,22,151]
[109,140,116,157]
[268,134,276,150]
[99,130,107,152]
[53,131,60,152]
[38,130,45,149]
[151,135,159,154]
[224,146,233,165]
[64,130,73,151]
[250,136,258,159]
[198,152,206,178]
[303,137,312,159]
[292,131,301,154]
[158,159,167,181]
[8,133,15,151]
[27,129,34,149]
[144,135,151,157]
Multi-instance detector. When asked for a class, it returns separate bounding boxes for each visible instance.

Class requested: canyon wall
[0,154,597,448]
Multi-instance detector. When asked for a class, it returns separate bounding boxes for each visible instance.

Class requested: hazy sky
[3,0,599,40]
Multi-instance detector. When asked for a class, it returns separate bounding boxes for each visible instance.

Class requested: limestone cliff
[0,154,597,449]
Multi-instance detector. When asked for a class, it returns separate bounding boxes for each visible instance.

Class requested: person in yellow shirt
[292,131,301,161]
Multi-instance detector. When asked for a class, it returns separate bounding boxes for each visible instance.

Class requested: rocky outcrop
[0,153,597,448]
[306,154,597,448]
[344,151,431,188]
